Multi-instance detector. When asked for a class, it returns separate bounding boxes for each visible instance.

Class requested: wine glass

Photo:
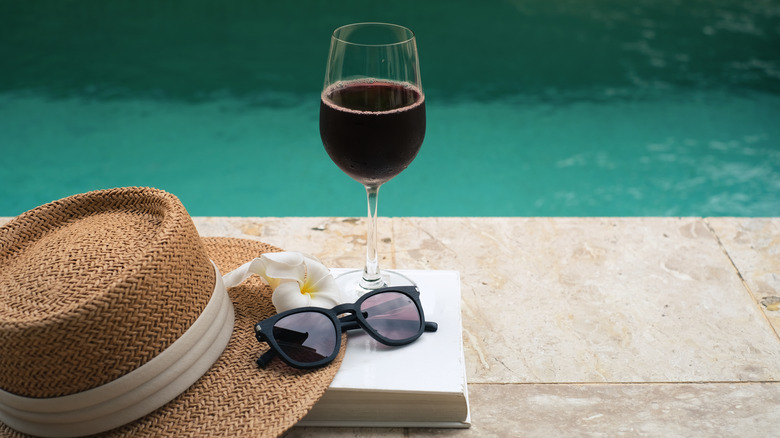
[319,22,425,294]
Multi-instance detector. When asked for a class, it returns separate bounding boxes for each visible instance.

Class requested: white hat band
[0,262,234,437]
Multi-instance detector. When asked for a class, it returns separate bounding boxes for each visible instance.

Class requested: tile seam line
[469,380,780,386]
[702,217,780,342]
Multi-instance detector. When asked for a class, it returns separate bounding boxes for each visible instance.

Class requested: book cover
[298,269,471,428]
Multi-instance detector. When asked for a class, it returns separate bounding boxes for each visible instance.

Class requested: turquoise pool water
[2,0,779,217]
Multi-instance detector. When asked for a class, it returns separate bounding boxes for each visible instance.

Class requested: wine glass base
[334,269,416,300]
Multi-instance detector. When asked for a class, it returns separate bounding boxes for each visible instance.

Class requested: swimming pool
[2,0,778,217]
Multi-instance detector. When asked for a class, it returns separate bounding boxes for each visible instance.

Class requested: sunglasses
[254,286,438,369]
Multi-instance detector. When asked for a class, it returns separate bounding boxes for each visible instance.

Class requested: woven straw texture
[0,187,214,397]
[0,188,344,437]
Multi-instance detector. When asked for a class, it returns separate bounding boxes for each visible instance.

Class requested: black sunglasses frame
[254,285,438,369]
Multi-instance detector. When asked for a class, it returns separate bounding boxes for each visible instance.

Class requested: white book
[298,269,471,428]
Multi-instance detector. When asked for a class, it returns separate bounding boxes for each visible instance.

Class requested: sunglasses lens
[273,312,337,364]
[360,291,422,341]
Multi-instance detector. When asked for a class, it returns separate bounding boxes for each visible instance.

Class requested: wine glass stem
[360,184,384,290]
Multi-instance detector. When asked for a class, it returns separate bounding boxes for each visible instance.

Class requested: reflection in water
[1,0,778,216]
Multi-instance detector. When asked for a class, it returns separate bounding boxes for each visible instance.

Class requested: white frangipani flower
[222,252,344,313]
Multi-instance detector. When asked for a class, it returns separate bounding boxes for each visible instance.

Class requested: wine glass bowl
[319,23,425,293]
[320,80,425,187]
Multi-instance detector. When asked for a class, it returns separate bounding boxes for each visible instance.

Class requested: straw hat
[0,187,344,437]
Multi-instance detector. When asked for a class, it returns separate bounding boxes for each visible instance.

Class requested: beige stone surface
[194,216,393,270]
[195,217,780,384]
[290,381,780,438]
[706,218,780,335]
[390,218,780,384]
[3,215,779,436]
[194,217,780,436]
[409,382,780,438]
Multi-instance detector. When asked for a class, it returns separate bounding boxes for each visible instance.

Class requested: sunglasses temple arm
[256,349,277,368]
[340,319,439,333]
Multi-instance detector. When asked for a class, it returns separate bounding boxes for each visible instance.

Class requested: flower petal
[262,252,306,286]
[301,255,332,283]
[272,281,311,312]
[306,275,343,305]
[223,251,345,313]
[263,251,305,266]
[308,289,343,309]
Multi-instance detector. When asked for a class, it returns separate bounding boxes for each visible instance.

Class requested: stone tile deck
[193,217,779,437]
[2,216,776,436]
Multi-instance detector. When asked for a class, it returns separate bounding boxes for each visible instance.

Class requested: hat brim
[1,237,345,437]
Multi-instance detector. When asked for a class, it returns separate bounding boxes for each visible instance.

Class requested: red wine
[320,80,425,186]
